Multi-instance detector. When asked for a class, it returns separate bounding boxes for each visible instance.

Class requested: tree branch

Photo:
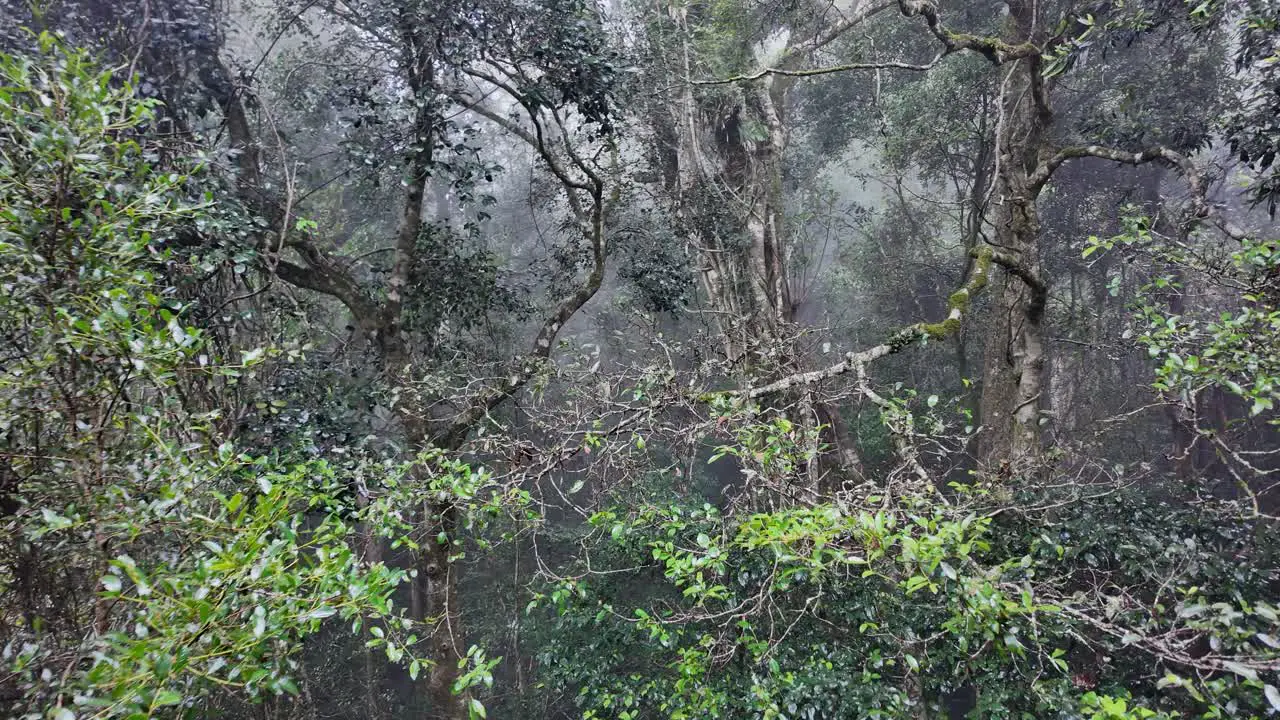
[427,88,612,447]
[799,0,898,56]
[897,0,1040,64]
[691,54,942,85]
[444,82,593,226]
[431,183,608,447]
[277,242,380,326]
[988,248,1046,295]
[1027,144,1249,240]
[738,246,994,399]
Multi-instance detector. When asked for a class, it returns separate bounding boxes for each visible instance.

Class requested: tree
[0,36,421,718]
[208,0,619,713]
[704,0,1243,467]
[4,1,1280,718]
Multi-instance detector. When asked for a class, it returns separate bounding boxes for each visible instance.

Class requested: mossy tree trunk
[974,1,1051,467]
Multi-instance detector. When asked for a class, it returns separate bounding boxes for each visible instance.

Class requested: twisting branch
[276,242,380,324]
[443,78,593,232]
[1026,144,1249,240]
[855,363,941,497]
[988,248,1046,295]
[207,47,381,325]
[686,0,900,87]
[799,0,897,56]
[431,180,607,448]
[429,84,612,447]
[1029,145,1196,194]
[897,0,1041,64]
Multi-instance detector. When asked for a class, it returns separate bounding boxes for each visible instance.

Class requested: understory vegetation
[1,1,1278,719]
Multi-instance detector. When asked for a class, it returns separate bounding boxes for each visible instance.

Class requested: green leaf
[1251,397,1274,416]
[468,698,487,719]
[1264,684,1280,713]
[1222,660,1257,681]
[153,689,182,706]
[306,607,336,621]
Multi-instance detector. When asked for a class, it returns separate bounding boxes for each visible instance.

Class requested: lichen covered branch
[739,246,993,399]
[1027,144,1249,240]
[897,0,1040,64]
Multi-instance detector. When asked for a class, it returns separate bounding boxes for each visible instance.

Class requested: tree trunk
[977,2,1050,467]
[667,3,792,365]
[357,489,385,720]
[420,501,466,720]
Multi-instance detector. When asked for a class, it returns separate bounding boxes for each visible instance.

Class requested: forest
[1,0,1278,718]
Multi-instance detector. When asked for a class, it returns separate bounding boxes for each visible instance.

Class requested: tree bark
[420,502,466,719]
[975,1,1050,466]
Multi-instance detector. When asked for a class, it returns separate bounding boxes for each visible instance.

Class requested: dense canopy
[1,1,1279,719]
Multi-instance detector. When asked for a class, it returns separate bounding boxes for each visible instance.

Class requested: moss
[920,248,993,341]
[920,317,962,340]
[973,245,994,268]
[942,31,1038,64]
[969,247,993,292]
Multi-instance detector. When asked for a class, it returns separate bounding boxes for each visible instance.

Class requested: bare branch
[691,53,942,85]
[685,0,901,87]
[799,0,897,56]
[856,363,941,496]
[1027,145,1249,240]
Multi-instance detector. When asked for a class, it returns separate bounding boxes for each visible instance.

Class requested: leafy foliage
[4,1,1280,719]
[1221,0,1280,215]
[0,38,422,717]
[1085,216,1280,421]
